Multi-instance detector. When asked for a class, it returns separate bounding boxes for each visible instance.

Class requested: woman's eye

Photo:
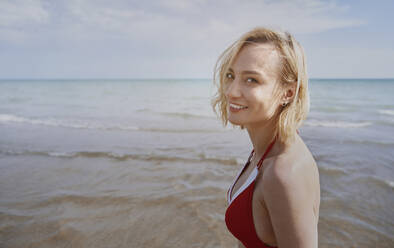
[226,73,234,80]
[246,78,258,83]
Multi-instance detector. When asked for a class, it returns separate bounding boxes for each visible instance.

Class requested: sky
[0,0,393,79]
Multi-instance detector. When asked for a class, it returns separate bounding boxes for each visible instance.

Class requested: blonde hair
[211,27,310,145]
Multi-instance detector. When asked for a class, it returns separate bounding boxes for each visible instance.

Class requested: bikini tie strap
[256,138,276,170]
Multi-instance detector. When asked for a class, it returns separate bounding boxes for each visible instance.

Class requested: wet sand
[1,152,393,248]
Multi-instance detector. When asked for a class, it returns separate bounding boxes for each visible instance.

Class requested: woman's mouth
[229,103,248,112]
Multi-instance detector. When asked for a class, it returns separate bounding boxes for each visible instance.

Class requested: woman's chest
[251,174,277,245]
[229,164,256,201]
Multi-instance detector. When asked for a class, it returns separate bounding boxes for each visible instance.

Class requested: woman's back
[226,133,320,247]
[252,133,320,246]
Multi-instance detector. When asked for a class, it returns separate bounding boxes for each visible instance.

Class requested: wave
[342,139,394,147]
[378,109,394,116]
[31,191,136,208]
[137,108,215,120]
[311,106,355,113]
[319,165,348,176]
[0,114,223,133]
[0,114,139,130]
[159,112,215,120]
[139,127,224,133]
[385,180,394,188]
[374,119,394,127]
[304,119,372,128]
[0,149,239,166]
[352,175,394,190]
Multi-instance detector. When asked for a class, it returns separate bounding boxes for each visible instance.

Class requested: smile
[229,103,248,110]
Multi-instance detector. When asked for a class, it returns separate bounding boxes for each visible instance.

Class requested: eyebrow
[229,68,263,76]
[242,70,261,75]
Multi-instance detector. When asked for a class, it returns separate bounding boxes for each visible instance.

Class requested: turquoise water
[0,78,393,247]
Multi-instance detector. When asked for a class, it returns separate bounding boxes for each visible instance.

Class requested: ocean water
[0,78,393,247]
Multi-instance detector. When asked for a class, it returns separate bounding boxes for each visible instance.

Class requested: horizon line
[1,77,394,80]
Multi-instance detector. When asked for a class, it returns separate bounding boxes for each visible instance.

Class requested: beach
[0,78,393,247]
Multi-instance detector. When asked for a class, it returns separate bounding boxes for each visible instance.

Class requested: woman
[211,27,320,248]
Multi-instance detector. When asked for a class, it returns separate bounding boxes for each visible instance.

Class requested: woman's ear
[281,84,296,105]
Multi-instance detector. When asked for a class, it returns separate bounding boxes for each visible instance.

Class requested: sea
[0,78,393,248]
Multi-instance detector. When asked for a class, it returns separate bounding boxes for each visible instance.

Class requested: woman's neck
[245,120,278,161]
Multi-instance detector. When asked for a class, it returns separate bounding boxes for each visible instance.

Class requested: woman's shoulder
[268,134,314,170]
[261,155,307,192]
[257,134,319,200]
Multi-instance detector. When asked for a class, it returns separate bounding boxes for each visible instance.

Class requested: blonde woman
[212,27,320,248]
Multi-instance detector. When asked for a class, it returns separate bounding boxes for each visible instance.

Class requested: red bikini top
[225,138,278,248]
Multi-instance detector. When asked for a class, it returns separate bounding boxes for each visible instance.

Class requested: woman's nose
[225,79,242,99]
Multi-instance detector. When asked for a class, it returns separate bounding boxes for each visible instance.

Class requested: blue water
[0,78,393,157]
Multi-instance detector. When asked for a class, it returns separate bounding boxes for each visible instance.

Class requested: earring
[282,102,288,107]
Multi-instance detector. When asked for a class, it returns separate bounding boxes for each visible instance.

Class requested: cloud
[0,0,48,26]
[34,0,360,60]
[1,0,363,42]
[0,0,48,42]
[0,0,370,78]
[62,0,364,38]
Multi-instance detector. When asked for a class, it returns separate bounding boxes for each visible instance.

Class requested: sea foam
[378,109,394,116]
[304,119,372,128]
[0,113,139,131]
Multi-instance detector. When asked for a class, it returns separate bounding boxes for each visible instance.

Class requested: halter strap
[251,137,277,170]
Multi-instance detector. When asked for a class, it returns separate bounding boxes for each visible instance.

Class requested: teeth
[230,103,247,110]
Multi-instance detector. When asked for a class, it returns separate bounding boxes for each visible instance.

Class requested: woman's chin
[228,118,245,126]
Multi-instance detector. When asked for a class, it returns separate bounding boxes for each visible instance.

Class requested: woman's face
[224,43,283,128]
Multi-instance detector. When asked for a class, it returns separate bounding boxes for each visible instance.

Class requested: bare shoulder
[262,154,310,196]
[258,134,320,219]
[251,134,320,247]
[265,135,317,183]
